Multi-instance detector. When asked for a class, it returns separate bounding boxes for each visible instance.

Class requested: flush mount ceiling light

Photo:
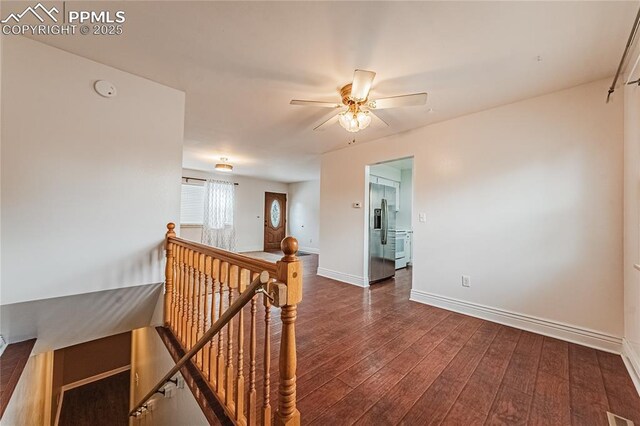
[290,69,428,133]
[215,157,233,172]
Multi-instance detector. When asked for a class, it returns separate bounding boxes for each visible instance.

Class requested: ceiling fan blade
[350,69,376,102]
[368,93,428,109]
[290,100,342,108]
[370,111,389,128]
[313,114,339,131]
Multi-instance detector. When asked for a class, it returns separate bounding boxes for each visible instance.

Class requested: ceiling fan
[290,69,428,133]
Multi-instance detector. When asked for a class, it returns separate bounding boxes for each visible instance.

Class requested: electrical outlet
[419,213,426,223]
[462,275,471,287]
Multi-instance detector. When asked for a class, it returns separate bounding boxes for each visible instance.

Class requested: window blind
[180,183,205,225]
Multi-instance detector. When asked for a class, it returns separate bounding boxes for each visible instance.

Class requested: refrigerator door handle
[381,198,388,245]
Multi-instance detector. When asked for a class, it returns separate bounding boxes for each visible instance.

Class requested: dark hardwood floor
[284,262,639,425]
[58,371,130,426]
[0,339,36,418]
[170,252,639,425]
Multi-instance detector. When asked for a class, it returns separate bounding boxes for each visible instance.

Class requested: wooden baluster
[216,261,229,398]
[196,253,206,367]
[209,258,221,385]
[171,244,180,332]
[247,279,258,426]
[193,252,201,351]
[226,265,239,410]
[262,293,272,426]
[175,245,184,340]
[186,249,195,349]
[235,268,250,424]
[181,247,189,347]
[164,223,176,328]
[274,238,302,426]
[202,255,212,378]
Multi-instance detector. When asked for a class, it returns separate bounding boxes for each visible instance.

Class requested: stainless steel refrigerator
[369,182,396,284]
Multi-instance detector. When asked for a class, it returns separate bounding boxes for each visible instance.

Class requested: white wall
[288,180,320,253]
[2,351,54,426]
[130,327,207,426]
[623,42,640,391]
[180,169,288,252]
[1,37,185,305]
[320,78,624,349]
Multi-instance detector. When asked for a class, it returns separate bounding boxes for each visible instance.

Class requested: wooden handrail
[133,223,303,425]
[129,271,270,417]
[169,236,278,277]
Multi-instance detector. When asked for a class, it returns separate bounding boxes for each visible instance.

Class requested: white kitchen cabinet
[371,175,400,211]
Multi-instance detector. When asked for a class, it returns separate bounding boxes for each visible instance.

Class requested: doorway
[365,157,414,287]
[264,192,287,251]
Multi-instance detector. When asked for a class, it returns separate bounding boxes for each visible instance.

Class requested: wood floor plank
[399,321,501,425]
[485,384,532,425]
[336,309,450,387]
[296,377,353,424]
[538,337,569,379]
[568,343,610,424]
[528,371,571,425]
[597,350,640,424]
[353,316,483,425]
[309,366,405,426]
[500,331,544,395]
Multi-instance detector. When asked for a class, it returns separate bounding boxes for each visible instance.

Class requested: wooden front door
[264,192,287,251]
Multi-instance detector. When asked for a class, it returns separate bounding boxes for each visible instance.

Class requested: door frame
[263,192,287,251]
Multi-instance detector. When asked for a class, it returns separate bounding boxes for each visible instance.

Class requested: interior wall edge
[410,288,622,354]
[623,338,640,397]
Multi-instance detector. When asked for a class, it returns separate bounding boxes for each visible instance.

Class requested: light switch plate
[418,213,426,223]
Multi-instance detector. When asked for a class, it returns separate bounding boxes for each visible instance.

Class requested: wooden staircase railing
[130,223,303,425]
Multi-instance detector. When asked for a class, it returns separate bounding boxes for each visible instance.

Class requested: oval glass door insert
[270,199,281,227]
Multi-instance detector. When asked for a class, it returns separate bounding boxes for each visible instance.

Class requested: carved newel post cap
[166,222,176,238]
[281,237,298,261]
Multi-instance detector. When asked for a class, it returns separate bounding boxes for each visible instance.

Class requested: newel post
[164,223,177,326]
[274,237,302,426]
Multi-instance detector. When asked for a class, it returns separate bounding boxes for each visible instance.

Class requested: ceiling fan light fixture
[338,107,371,133]
[215,157,233,172]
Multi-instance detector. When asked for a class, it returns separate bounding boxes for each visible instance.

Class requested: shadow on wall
[0,283,163,354]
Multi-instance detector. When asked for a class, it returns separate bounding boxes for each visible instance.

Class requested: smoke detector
[94,80,117,98]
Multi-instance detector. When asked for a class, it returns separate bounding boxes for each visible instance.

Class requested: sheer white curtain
[202,179,236,251]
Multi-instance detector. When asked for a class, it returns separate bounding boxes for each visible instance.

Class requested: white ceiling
[23,1,638,182]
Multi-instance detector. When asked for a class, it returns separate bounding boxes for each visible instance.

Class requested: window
[180,183,205,225]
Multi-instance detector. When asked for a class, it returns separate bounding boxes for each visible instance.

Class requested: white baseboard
[409,289,622,354]
[622,338,640,396]
[299,246,320,254]
[317,267,367,287]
